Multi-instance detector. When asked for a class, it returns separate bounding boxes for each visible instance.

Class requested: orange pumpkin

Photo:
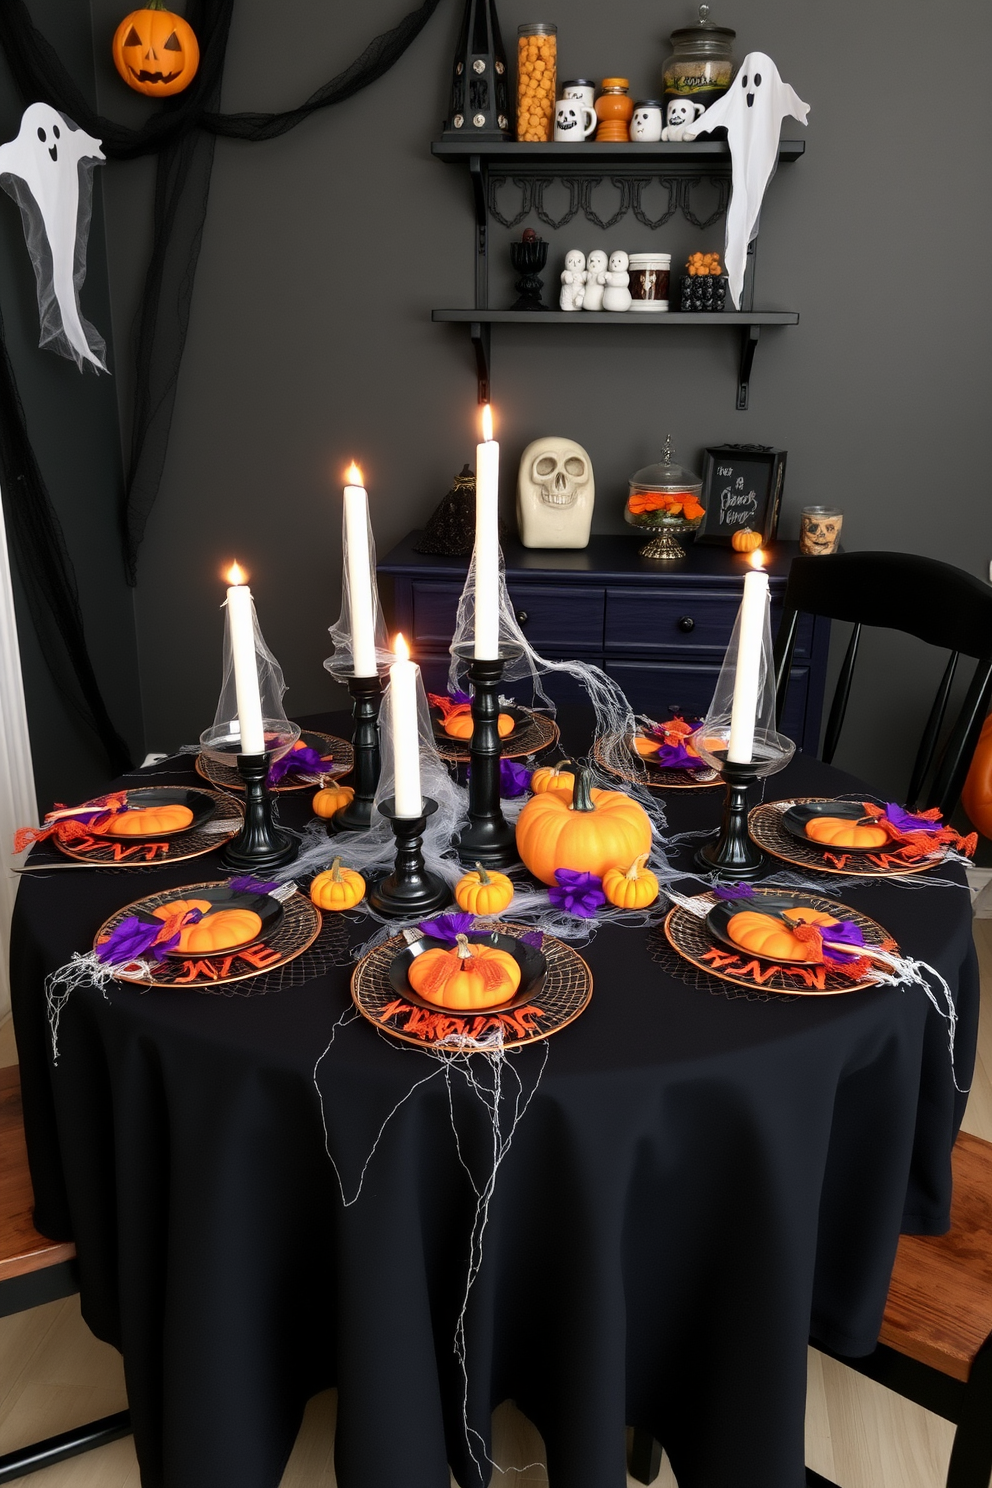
[95,804,193,836]
[602,854,659,910]
[805,816,889,849]
[407,933,521,1010]
[152,901,262,953]
[515,766,652,886]
[311,783,355,819]
[443,710,515,740]
[530,762,576,794]
[727,908,837,961]
[962,712,992,839]
[731,529,762,553]
[632,735,661,758]
[112,2,200,96]
[152,898,212,922]
[310,859,366,910]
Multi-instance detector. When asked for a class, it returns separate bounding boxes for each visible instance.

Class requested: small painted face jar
[630,100,664,142]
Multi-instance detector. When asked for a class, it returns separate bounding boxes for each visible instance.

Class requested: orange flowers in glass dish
[627,490,706,522]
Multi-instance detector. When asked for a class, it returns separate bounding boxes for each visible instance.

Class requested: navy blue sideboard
[377,534,829,755]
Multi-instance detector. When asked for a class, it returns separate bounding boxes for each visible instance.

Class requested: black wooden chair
[629,1131,992,1488]
[0,1064,131,1483]
[773,552,992,815]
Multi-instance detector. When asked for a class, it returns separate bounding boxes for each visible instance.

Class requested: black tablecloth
[11,713,979,1488]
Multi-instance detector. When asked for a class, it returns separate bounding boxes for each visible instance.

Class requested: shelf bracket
[469,321,491,404]
[737,324,760,410]
[469,154,488,309]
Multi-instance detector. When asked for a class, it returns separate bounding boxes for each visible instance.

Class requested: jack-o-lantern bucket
[112,2,199,97]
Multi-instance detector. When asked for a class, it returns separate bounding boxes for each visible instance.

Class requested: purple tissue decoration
[712,882,755,901]
[518,931,544,949]
[467,758,532,798]
[95,909,203,965]
[884,803,943,834]
[267,744,330,786]
[229,876,278,896]
[548,869,605,919]
[656,741,706,771]
[418,912,476,943]
[818,918,867,965]
[450,690,472,706]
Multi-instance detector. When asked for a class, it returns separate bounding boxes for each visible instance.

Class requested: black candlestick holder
[453,647,520,869]
[509,235,548,311]
[369,798,452,918]
[220,752,298,873]
[330,674,382,834]
[694,757,765,879]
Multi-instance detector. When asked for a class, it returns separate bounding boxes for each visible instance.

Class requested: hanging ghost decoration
[0,104,108,372]
[683,53,809,309]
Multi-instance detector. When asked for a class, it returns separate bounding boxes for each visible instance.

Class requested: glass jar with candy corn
[516,24,557,142]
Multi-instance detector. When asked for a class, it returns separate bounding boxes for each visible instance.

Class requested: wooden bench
[629,1130,992,1488]
[0,1064,131,1484]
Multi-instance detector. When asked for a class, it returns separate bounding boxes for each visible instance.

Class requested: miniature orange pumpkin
[152,898,212,923]
[443,710,515,740]
[727,907,837,961]
[407,933,520,1010]
[530,762,576,794]
[95,804,193,836]
[962,713,992,839]
[310,859,366,910]
[632,735,661,758]
[454,863,514,915]
[515,766,651,886]
[112,2,200,96]
[805,816,889,849]
[311,782,355,819]
[602,854,659,910]
[150,901,262,954]
[731,529,762,553]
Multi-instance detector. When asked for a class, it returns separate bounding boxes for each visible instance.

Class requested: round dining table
[10,711,979,1488]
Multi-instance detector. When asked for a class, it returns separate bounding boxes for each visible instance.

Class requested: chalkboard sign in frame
[696,445,787,546]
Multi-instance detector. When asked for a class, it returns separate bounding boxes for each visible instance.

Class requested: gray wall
[80,0,992,796]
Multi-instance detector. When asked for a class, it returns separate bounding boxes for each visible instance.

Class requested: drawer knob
[677,615,695,633]
[515,609,529,626]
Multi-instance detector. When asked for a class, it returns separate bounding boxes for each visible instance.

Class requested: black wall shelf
[431,136,805,409]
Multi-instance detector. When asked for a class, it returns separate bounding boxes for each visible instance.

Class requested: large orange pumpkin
[112,2,200,96]
[728,907,837,962]
[407,934,521,1010]
[805,816,889,849]
[962,713,992,839]
[95,804,193,836]
[515,766,651,886]
[151,900,262,953]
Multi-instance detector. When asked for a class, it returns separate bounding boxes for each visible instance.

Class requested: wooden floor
[1,917,990,1487]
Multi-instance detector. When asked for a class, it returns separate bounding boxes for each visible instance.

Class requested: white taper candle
[343,463,377,678]
[474,404,500,660]
[389,633,422,817]
[225,563,266,756]
[727,566,769,764]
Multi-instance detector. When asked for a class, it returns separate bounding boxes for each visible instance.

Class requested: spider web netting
[696,571,792,766]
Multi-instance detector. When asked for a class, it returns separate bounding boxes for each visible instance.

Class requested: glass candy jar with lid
[517,24,557,141]
[625,436,705,559]
[661,5,735,138]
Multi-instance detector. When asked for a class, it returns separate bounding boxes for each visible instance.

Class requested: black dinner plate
[706,892,844,964]
[137,884,283,958]
[389,929,546,1014]
[430,703,526,744]
[89,787,218,841]
[781,800,890,854]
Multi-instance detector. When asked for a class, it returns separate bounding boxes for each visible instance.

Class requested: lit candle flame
[345,461,363,486]
[481,403,494,442]
[749,549,766,570]
[226,560,247,586]
[393,632,410,662]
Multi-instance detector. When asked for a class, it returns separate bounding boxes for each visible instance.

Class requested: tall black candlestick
[369,799,452,917]
[695,757,765,878]
[330,674,382,834]
[220,752,298,873]
[454,652,519,869]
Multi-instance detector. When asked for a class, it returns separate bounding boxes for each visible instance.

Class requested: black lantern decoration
[442,0,512,141]
[509,230,548,311]
[415,466,510,557]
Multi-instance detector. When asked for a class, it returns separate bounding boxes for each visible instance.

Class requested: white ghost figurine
[683,53,809,309]
[0,103,108,372]
[582,249,608,312]
[559,249,586,312]
[602,250,631,312]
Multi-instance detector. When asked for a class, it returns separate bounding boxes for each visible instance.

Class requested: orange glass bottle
[595,78,633,142]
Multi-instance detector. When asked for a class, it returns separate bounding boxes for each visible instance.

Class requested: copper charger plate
[748,798,941,878]
[55,790,243,866]
[351,920,592,1050]
[93,882,322,989]
[592,735,721,790]
[664,888,895,997]
[434,708,559,764]
[196,730,353,792]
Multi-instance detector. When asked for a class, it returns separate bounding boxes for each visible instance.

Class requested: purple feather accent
[228,876,278,895]
[884,803,943,834]
[655,741,707,770]
[95,908,203,966]
[267,744,330,786]
[450,690,472,705]
[819,918,867,965]
[468,758,532,798]
[548,869,605,919]
[518,931,544,949]
[418,912,476,943]
[712,882,755,900]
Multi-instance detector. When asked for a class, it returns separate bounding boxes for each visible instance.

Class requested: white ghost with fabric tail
[682,53,809,309]
[0,103,108,372]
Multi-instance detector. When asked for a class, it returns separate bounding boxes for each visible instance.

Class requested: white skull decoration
[517,436,595,549]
